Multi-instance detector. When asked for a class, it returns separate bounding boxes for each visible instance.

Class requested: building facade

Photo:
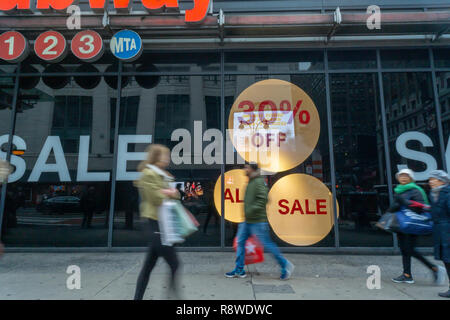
[0,0,449,250]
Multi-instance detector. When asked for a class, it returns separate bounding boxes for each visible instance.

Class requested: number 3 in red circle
[71,30,104,63]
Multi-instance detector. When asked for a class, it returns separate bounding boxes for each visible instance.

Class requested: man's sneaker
[391,274,414,284]
[433,266,447,286]
[280,260,295,281]
[225,269,247,278]
[438,289,450,298]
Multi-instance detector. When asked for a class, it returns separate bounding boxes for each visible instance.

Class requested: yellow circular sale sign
[267,174,338,246]
[213,169,248,223]
[228,79,320,173]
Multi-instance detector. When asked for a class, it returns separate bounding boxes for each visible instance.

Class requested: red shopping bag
[233,235,265,265]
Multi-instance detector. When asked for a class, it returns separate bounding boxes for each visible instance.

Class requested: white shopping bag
[158,201,184,246]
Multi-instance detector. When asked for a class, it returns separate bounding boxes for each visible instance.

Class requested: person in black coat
[428,170,450,298]
[389,168,442,284]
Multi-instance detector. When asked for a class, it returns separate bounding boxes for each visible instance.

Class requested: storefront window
[112,76,222,247]
[1,48,448,249]
[381,49,430,69]
[20,51,118,82]
[328,50,377,70]
[0,77,13,137]
[0,60,16,74]
[225,51,324,74]
[1,68,117,247]
[125,51,221,74]
[384,72,441,247]
[330,73,392,247]
[433,48,450,69]
[222,74,334,248]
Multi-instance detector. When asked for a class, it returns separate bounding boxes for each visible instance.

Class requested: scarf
[394,182,429,205]
[431,184,448,202]
[146,164,174,183]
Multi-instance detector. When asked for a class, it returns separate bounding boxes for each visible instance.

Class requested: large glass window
[1,62,117,247]
[383,72,441,247]
[381,50,430,69]
[2,48,449,249]
[330,73,392,247]
[222,74,334,248]
[433,48,450,69]
[125,52,221,74]
[112,75,222,247]
[328,50,377,70]
[225,51,324,73]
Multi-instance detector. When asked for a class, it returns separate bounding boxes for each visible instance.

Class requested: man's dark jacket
[244,174,268,223]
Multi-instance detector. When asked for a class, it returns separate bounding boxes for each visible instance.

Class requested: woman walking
[389,168,443,284]
[428,170,450,298]
[133,144,181,300]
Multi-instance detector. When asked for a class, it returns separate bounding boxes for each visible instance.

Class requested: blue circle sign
[110,30,143,62]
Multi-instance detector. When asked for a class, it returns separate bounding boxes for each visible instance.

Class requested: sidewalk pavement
[0,252,448,300]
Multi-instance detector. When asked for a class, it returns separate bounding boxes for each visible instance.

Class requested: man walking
[225,162,294,280]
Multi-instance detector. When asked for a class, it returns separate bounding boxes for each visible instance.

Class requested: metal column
[0,63,21,240]
[324,49,340,249]
[376,49,397,250]
[107,61,123,248]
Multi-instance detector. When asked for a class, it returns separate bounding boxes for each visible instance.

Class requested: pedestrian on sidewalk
[133,144,181,300]
[428,170,450,298]
[389,168,443,284]
[225,162,294,280]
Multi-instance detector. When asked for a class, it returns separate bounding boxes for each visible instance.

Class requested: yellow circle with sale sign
[213,169,248,223]
[228,79,320,173]
[267,174,339,246]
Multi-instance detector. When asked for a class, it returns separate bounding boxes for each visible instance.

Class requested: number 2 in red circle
[71,30,104,63]
[34,31,68,63]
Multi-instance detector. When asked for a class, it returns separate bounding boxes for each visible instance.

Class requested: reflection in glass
[2,75,116,247]
[331,73,392,247]
[433,48,450,69]
[381,50,430,69]
[112,76,222,247]
[225,51,324,73]
[384,72,440,247]
[328,50,377,70]
[126,51,221,73]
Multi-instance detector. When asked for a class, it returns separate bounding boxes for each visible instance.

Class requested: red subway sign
[0,0,211,23]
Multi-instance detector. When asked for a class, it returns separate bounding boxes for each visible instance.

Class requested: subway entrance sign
[110,30,143,62]
[0,0,211,23]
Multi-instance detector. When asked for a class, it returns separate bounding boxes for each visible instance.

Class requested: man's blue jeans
[235,222,287,271]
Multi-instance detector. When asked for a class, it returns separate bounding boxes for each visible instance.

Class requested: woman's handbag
[395,208,433,235]
[376,212,400,233]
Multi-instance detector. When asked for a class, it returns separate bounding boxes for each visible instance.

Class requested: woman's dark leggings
[134,219,180,300]
[398,233,436,276]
